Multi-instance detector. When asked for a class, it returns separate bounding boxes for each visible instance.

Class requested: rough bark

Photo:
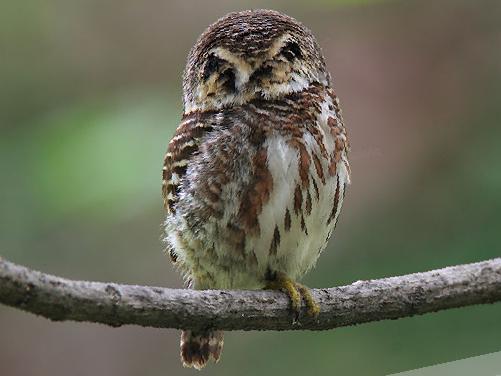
[0,257,500,331]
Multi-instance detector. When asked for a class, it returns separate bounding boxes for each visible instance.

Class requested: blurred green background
[1,0,500,375]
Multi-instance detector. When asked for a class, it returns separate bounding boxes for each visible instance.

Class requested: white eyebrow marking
[267,33,292,58]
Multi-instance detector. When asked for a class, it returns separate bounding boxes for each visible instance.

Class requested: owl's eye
[280,41,302,61]
[220,68,236,92]
[203,54,225,81]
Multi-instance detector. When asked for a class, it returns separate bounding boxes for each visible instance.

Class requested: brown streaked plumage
[162,9,350,369]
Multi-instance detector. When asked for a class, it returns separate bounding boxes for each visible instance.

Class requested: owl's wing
[162,115,212,213]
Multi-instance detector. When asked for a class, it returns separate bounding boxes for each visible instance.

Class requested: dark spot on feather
[284,208,291,231]
[294,185,302,215]
[328,116,338,128]
[312,153,325,184]
[328,177,341,225]
[301,215,308,235]
[172,164,187,177]
[269,226,281,255]
[312,179,319,200]
[169,249,178,263]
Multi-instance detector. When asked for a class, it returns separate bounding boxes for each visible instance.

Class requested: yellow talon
[265,271,320,320]
[296,283,320,317]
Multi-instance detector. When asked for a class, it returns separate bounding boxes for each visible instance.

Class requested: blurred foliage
[29,94,177,222]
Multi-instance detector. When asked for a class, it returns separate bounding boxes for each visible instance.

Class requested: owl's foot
[265,272,320,320]
[296,283,320,317]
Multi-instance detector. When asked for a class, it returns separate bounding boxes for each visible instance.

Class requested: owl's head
[182,9,330,113]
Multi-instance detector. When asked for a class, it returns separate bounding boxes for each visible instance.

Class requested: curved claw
[296,283,320,317]
[265,272,320,321]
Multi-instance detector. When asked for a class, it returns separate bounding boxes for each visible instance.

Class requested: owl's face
[182,10,330,113]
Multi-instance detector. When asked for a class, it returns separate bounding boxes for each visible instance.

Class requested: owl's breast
[248,118,349,281]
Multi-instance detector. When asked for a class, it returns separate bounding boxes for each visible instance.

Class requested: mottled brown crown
[183,9,330,113]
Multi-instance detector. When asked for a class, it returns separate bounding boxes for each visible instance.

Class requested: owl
[162,9,350,369]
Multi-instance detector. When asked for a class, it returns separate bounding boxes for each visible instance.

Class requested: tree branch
[0,257,500,331]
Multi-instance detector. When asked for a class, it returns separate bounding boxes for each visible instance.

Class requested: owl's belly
[243,134,348,284]
[165,117,349,290]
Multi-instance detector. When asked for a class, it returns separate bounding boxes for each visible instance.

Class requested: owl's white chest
[247,105,349,282]
[248,137,348,282]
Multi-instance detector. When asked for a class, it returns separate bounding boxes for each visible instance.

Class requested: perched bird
[162,9,350,369]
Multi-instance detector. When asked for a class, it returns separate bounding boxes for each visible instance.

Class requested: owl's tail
[180,330,224,370]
